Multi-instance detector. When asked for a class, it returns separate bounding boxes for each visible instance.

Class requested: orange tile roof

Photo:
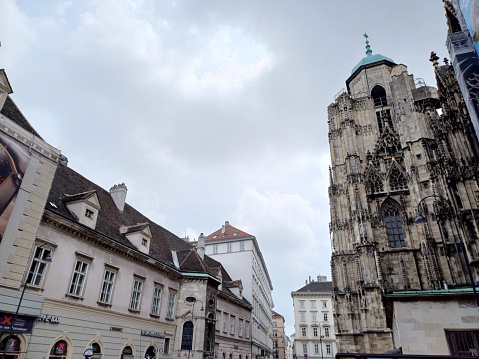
[204,223,253,242]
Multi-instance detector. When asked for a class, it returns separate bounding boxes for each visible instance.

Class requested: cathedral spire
[364,33,372,57]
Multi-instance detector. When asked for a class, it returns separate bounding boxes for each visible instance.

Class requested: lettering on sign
[141,330,165,338]
[110,326,123,332]
[38,315,60,323]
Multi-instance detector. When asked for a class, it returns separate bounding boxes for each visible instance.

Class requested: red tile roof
[204,223,253,242]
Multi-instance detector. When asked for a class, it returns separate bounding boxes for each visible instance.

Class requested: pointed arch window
[366,169,384,194]
[389,165,408,191]
[181,321,194,350]
[383,200,406,248]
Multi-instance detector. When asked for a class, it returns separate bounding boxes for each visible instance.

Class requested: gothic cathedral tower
[328,35,479,353]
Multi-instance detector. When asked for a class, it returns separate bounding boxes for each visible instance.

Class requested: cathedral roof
[351,34,396,74]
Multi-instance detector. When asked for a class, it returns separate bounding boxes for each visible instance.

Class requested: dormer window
[85,209,94,219]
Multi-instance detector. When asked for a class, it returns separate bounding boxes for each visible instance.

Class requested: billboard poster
[459,0,479,55]
[0,134,30,242]
[0,312,36,333]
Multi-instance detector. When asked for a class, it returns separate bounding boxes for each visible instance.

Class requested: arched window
[0,335,21,359]
[371,85,387,107]
[49,340,68,359]
[383,200,406,248]
[121,346,134,359]
[145,346,156,359]
[90,342,103,359]
[181,321,194,350]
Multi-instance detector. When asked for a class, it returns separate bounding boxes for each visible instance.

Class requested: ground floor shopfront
[2,298,177,359]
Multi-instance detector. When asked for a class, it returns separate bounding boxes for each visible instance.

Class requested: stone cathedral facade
[328,37,479,354]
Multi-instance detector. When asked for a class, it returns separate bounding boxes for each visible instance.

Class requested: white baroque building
[291,276,336,359]
[204,222,274,359]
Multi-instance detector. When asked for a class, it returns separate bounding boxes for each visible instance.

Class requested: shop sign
[38,314,61,323]
[141,330,165,338]
[0,312,36,333]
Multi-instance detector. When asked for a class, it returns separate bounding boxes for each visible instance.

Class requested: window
[223,313,229,332]
[445,330,479,356]
[302,344,307,354]
[272,322,277,327]
[371,85,387,107]
[310,300,316,308]
[181,321,194,350]
[90,342,103,359]
[68,259,89,296]
[26,245,52,286]
[301,327,306,337]
[324,327,330,337]
[314,344,319,354]
[323,313,328,322]
[85,208,94,219]
[240,241,244,251]
[216,311,221,331]
[322,301,327,308]
[129,278,143,310]
[245,321,250,338]
[273,341,278,348]
[383,200,406,248]
[142,238,148,246]
[230,315,235,335]
[313,327,318,337]
[121,346,133,359]
[167,291,176,318]
[239,319,244,337]
[213,245,218,254]
[312,312,317,322]
[0,335,21,359]
[99,268,116,304]
[227,243,232,252]
[326,345,331,354]
[49,340,68,359]
[300,312,305,322]
[163,338,170,354]
[151,285,162,315]
[145,346,155,359]
[299,300,305,308]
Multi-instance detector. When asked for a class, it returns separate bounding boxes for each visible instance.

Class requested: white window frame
[323,312,328,322]
[326,344,331,354]
[213,244,218,254]
[167,291,177,318]
[98,267,116,304]
[245,321,250,338]
[313,327,318,337]
[223,313,229,332]
[310,300,316,309]
[85,208,94,219]
[129,278,144,311]
[239,319,244,337]
[151,285,163,316]
[239,241,244,251]
[302,344,307,354]
[314,344,319,354]
[322,301,327,308]
[312,312,317,322]
[216,311,221,331]
[299,300,305,308]
[230,315,235,335]
[301,327,306,337]
[68,259,89,297]
[26,245,52,287]
[300,312,305,322]
[325,327,330,337]
[227,242,232,252]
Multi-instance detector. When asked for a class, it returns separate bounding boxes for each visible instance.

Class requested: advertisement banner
[0,312,36,333]
[459,0,479,55]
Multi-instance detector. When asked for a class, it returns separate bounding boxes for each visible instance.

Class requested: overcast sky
[1,0,449,335]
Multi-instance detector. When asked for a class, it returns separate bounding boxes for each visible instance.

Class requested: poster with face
[460,0,479,54]
[0,134,30,241]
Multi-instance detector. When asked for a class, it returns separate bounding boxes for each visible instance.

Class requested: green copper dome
[351,34,395,74]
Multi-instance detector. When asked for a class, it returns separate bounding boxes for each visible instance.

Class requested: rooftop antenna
[364,33,372,57]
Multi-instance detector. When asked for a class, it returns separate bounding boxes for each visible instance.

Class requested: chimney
[59,154,69,166]
[309,275,311,283]
[110,183,128,211]
[197,233,205,260]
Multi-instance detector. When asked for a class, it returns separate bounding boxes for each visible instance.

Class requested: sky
[1,0,449,336]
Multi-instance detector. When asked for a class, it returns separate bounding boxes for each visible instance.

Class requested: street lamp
[1,243,53,359]
[415,194,479,311]
[313,322,324,359]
